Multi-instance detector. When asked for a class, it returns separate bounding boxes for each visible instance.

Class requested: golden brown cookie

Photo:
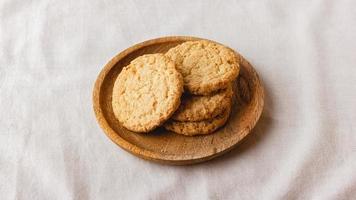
[112,54,183,132]
[166,40,239,95]
[172,84,233,122]
[164,106,231,136]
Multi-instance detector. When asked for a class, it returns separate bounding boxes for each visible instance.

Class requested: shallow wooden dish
[93,36,264,165]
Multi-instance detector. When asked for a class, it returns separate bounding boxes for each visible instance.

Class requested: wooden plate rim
[93,36,264,165]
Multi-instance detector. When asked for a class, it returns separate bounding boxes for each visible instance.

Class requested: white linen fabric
[1,0,356,199]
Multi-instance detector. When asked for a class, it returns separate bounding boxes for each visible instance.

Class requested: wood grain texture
[93,36,264,165]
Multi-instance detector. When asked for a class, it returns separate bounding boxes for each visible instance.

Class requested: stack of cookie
[112,40,239,136]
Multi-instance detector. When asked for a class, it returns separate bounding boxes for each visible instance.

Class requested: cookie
[164,106,231,136]
[166,40,239,95]
[172,84,233,122]
[112,54,183,132]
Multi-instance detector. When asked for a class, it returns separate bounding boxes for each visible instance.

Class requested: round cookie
[112,54,183,133]
[172,84,233,122]
[164,106,231,136]
[166,40,239,95]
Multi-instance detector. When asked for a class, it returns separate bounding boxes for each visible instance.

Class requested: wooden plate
[93,36,264,165]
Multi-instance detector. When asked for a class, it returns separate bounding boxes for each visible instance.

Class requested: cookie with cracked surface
[172,84,233,122]
[166,40,239,95]
[164,106,231,136]
[112,54,183,133]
